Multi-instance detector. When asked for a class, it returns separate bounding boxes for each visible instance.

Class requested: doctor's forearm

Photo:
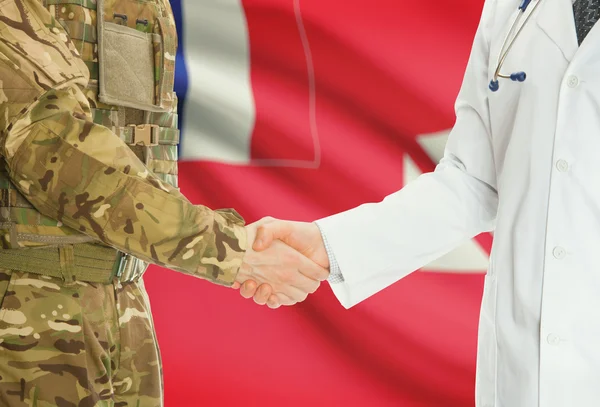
[316,163,498,306]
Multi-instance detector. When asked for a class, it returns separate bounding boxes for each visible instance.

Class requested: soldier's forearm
[4,85,246,285]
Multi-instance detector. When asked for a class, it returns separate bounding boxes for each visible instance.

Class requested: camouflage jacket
[0,0,246,286]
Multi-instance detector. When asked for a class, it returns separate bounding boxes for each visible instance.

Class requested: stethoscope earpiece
[519,0,532,10]
[489,80,500,92]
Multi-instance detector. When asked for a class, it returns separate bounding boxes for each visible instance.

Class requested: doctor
[238,0,600,405]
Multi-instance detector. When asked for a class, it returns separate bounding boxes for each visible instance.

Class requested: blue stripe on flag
[170,0,189,137]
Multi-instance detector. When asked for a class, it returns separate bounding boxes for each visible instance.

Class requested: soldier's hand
[235,220,329,308]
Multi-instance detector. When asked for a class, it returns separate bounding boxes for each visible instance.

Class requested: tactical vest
[0,0,180,283]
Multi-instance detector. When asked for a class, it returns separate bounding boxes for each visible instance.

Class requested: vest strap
[116,124,179,146]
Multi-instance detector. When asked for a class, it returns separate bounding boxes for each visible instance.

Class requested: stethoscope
[489,0,543,91]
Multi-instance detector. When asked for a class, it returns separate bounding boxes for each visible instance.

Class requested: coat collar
[535,0,578,61]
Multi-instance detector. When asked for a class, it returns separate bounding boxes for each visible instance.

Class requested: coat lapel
[535,0,578,61]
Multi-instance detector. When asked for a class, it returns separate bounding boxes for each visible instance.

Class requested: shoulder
[0,0,88,93]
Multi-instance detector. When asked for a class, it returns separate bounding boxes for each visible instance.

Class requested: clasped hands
[233,217,329,309]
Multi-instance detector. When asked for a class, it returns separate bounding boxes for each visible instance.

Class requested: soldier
[0,0,329,405]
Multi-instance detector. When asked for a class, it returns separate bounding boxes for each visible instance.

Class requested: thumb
[252,221,291,251]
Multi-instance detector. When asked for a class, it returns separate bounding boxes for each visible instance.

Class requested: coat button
[556,159,569,172]
[553,246,566,259]
[547,333,561,345]
[567,75,579,88]
[68,12,75,20]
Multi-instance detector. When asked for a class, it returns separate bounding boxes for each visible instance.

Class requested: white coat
[317,0,600,405]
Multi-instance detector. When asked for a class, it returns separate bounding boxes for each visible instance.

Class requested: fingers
[284,286,309,303]
[271,293,294,307]
[239,281,290,309]
[241,281,278,307]
[239,283,310,309]
[252,244,321,300]
[239,278,310,308]
[244,286,288,309]
[291,274,320,296]
[289,251,325,294]
[253,283,273,306]
[239,237,325,308]
[240,280,258,299]
[267,294,281,309]
[253,221,292,251]
[231,281,241,290]
[298,262,329,282]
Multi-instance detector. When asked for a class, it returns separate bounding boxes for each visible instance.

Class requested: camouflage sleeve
[0,0,246,286]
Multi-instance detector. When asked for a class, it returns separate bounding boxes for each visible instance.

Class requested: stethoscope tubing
[490,0,543,90]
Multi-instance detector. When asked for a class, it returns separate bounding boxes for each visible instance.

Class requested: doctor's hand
[238,218,330,308]
[232,220,329,307]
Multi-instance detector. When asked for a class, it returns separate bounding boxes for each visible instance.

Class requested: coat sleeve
[316,0,499,308]
[0,0,246,286]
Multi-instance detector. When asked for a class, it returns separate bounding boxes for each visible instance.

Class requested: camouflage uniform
[0,0,247,405]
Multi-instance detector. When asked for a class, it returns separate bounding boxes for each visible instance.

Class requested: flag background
[143,1,490,405]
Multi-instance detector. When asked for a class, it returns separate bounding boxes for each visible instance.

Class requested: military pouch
[96,0,175,112]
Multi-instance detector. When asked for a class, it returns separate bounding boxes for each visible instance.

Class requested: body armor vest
[0,0,180,282]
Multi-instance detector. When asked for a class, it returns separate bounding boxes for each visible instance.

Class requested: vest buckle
[112,251,144,283]
[128,124,159,146]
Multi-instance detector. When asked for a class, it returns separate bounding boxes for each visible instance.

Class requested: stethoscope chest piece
[489,72,527,92]
[489,0,540,92]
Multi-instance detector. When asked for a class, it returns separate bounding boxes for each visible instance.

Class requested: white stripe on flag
[180,0,255,163]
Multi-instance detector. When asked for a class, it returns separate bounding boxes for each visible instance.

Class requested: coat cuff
[314,221,345,283]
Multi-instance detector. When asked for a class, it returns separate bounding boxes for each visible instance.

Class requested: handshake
[233,217,330,309]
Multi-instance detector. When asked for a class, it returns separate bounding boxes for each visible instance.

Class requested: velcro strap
[59,246,76,284]
[148,145,178,162]
[146,111,178,129]
[155,127,179,144]
[0,244,128,284]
